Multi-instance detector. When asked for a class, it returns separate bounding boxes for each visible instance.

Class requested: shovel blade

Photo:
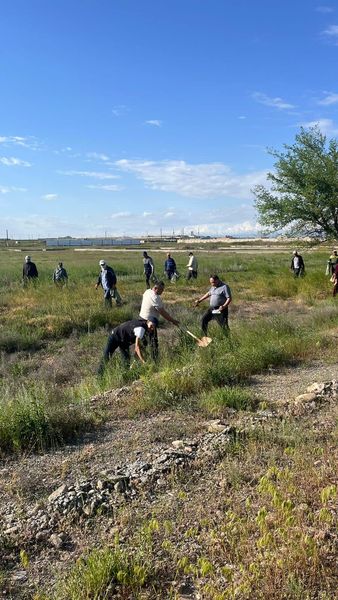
[197,336,212,348]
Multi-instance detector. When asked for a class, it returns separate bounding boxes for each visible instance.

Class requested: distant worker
[53,262,68,285]
[186,251,198,280]
[95,260,122,308]
[22,255,38,285]
[164,253,177,281]
[290,251,305,277]
[98,316,158,375]
[139,280,180,359]
[143,251,155,288]
[194,274,232,335]
[327,250,338,276]
[333,263,338,297]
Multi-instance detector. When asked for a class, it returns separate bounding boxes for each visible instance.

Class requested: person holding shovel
[139,280,179,359]
[194,274,232,335]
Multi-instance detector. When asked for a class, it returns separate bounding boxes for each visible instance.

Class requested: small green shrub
[199,386,257,415]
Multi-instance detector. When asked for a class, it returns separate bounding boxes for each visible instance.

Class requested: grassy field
[0,245,337,452]
[0,245,337,598]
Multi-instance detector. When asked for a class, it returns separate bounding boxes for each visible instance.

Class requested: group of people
[22,255,68,286]
[21,247,338,373]
[142,251,198,286]
[98,274,232,374]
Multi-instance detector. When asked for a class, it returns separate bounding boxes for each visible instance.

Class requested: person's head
[153,280,165,295]
[209,274,221,287]
[25,255,31,263]
[99,259,106,269]
[143,251,148,258]
[333,250,337,256]
[189,251,193,256]
[293,250,298,256]
[58,262,63,268]
[146,316,158,332]
[167,253,171,258]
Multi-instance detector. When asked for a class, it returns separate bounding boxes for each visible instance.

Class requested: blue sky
[1,0,338,239]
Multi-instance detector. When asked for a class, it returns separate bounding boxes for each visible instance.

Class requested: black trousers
[98,333,130,374]
[145,270,152,288]
[201,307,229,335]
[187,270,197,280]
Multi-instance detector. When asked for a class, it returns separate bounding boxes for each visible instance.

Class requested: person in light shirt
[139,280,179,359]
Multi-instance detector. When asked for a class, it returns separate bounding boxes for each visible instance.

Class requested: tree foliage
[253,127,338,240]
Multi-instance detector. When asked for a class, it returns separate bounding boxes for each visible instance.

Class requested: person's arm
[95,274,101,289]
[157,307,179,326]
[134,336,146,363]
[219,297,232,311]
[194,292,210,306]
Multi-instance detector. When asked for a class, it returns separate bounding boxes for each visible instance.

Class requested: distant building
[44,237,141,248]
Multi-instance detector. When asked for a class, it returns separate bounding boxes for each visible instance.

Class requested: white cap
[25,255,31,261]
[99,259,106,266]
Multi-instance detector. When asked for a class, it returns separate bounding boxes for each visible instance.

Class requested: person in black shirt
[22,255,38,286]
[98,317,157,374]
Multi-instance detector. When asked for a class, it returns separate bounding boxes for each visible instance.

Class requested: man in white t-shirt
[139,280,179,359]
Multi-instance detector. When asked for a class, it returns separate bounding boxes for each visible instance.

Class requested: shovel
[179,326,212,348]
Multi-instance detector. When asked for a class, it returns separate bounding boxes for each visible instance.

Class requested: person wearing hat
[98,316,157,374]
[53,261,68,286]
[139,280,179,359]
[290,250,305,277]
[142,251,155,288]
[95,260,122,308]
[22,255,38,285]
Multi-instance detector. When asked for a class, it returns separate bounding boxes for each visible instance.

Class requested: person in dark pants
[98,317,157,374]
[290,251,305,277]
[143,251,155,288]
[95,260,122,308]
[139,280,179,360]
[194,274,232,335]
[22,255,38,286]
[164,253,176,281]
[333,263,338,297]
[186,252,198,280]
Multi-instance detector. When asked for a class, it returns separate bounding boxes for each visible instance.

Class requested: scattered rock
[48,484,68,503]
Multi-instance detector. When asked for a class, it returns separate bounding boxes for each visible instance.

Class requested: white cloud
[192,220,261,236]
[300,118,338,135]
[86,152,110,161]
[145,120,162,127]
[115,159,267,199]
[322,24,338,38]
[112,105,129,116]
[316,6,334,13]
[41,193,58,201]
[253,92,295,110]
[1,186,27,194]
[86,184,123,191]
[238,115,247,120]
[0,135,40,149]
[318,92,338,105]
[0,156,32,167]
[110,211,132,219]
[59,170,119,180]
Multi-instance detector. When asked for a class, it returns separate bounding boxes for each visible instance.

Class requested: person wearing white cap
[95,260,122,308]
[22,255,38,285]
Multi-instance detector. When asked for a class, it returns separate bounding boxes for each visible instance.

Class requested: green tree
[253,127,338,240]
